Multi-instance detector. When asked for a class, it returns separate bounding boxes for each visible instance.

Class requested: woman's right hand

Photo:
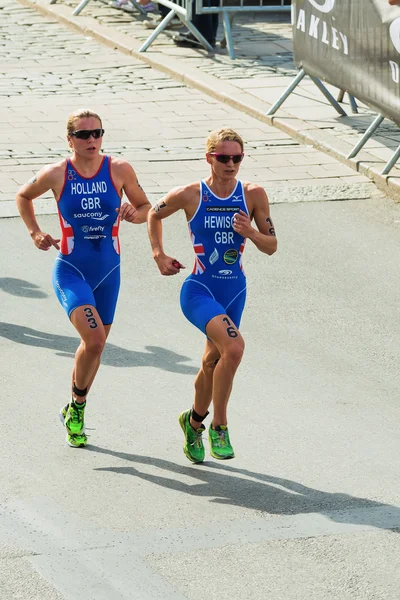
[154,254,185,276]
[31,231,60,251]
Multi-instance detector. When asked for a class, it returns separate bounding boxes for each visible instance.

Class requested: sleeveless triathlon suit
[180,179,249,335]
[52,156,121,324]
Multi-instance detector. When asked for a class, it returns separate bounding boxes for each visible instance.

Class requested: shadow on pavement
[0,277,48,298]
[0,322,198,374]
[88,445,400,531]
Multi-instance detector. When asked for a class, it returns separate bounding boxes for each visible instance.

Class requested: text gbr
[204,214,235,245]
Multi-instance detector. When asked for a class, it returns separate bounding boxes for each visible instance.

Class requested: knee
[83,336,106,357]
[223,340,245,368]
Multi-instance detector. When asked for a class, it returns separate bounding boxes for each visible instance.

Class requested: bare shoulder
[242,181,269,211]
[243,181,268,199]
[39,158,65,175]
[168,182,200,216]
[151,181,200,217]
[166,181,200,201]
[109,156,135,176]
[25,159,66,187]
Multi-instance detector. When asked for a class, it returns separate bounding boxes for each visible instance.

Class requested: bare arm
[118,162,151,224]
[147,186,189,276]
[233,184,277,255]
[16,166,61,251]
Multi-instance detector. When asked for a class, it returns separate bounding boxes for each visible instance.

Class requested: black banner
[292,0,400,125]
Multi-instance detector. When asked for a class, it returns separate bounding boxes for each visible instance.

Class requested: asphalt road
[2,190,400,599]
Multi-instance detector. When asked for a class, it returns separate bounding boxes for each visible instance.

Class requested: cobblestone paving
[0,1,376,216]
[44,0,400,174]
[0,6,184,96]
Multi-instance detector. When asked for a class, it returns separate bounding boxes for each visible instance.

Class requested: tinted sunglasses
[209,152,244,164]
[71,128,105,140]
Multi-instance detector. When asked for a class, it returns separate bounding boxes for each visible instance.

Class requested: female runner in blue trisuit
[148,128,277,463]
[16,109,151,447]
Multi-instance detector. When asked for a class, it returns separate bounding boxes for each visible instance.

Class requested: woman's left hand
[232,209,253,237]
[117,203,139,223]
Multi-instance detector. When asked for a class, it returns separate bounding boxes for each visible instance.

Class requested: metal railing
[50,0,290,58]
[138,0,217,54]
[139,0,291,57]
[193,0,290,58]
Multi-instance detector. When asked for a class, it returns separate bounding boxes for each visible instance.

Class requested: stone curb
[16,0,400,202]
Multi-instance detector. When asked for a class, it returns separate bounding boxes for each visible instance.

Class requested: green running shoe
[209,425,235,460]
[178,410,205,464]
[67,431,87,448]
[59,404,69,425]
[60,401,85,435]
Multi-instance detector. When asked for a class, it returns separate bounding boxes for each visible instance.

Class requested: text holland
[71,181,107,195]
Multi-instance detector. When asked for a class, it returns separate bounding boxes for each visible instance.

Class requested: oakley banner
[292,0,400,125]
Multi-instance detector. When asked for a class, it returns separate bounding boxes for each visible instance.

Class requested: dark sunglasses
[71,128,105,140]
[209,152,244,164]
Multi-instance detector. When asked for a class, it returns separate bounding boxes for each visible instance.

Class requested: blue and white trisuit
[180,179,249,335]
[52,156,122,325]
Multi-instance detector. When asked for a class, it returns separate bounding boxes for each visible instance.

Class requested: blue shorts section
[52,258,120,325]
[180,279,246,335]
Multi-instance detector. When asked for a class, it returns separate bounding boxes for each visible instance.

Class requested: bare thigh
[70,304,106,348]
[206,314,245,358]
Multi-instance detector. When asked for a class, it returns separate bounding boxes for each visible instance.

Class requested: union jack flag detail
[112,215,120,255]
[190,229,205,275]
[239,240,246,272]
[59,214,74,255]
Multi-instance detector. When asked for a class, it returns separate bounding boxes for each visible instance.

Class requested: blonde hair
[206,128,244,153]
[66,109,102,136]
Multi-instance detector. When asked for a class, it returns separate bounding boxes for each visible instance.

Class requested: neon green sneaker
[178,410,205,463]
[67,432,87,448]
[209,425,235,460]
[59,404,68,424]
[59,402,85,435]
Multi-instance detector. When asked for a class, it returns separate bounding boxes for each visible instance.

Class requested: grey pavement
[17,0,400,200]
[2,1,400,599]
[4,197,400,599]
[0,2,377,217]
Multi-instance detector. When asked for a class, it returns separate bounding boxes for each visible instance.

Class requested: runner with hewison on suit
[148,128,277,463]
[16,109,151,448]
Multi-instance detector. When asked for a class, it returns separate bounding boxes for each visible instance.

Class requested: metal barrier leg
[138,10,178,51]
[381,144,400,175]
[73,0,92,15]
[337,90,345,103]
[348,94,358,114]
[266,69,306,116]
[346,114,384,159]
[127,0,148,15]
[222,10,235,59]
[338,91,358,114]
[309,76,347,116]
[183,20,215,52]
[139,10,213,52]
[220,14,233,49]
